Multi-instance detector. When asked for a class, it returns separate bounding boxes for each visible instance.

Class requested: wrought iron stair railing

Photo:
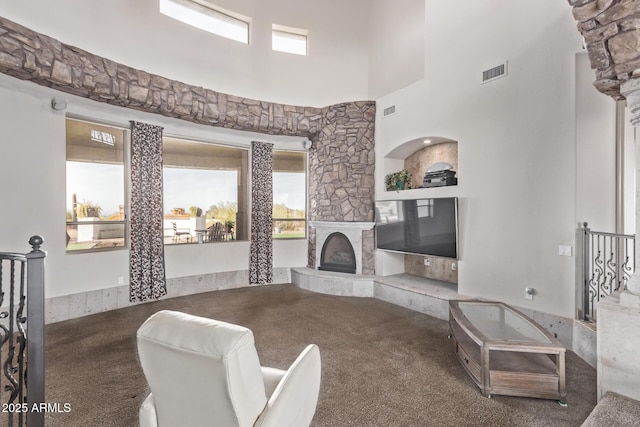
[0,236,45,427]
[580,223,635,321]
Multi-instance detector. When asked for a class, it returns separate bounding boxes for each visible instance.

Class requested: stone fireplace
[310,221,375,275]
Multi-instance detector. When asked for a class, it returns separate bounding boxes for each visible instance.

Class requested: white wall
[574,52,636,233]
[0,74,308,299]
[368,0,425,99]
[575,52,616,233]
[374,0,584,318]
[0,0,370,106]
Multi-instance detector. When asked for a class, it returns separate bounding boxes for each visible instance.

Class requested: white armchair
[136,310,321,427]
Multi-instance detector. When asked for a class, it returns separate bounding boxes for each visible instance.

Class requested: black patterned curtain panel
[250,141,274,285]
[129,121,167,302]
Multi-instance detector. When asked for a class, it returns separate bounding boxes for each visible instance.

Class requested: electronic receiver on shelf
[421,161,457,188]
[423,169,457,188]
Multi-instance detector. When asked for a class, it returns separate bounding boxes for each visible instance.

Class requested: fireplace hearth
[319,232,356,274]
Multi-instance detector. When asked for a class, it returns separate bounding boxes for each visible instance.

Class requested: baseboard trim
[44,267,291,324]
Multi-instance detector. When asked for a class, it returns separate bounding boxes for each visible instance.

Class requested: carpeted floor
[581,392,640,426]
[40,284,597,426]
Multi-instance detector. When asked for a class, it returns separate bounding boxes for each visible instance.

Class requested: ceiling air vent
[481,62,508,84]
[383,105,396,118]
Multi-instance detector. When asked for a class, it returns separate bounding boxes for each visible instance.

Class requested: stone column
[596,79,640,402]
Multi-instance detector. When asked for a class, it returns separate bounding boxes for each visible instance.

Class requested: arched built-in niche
[380,136,459,283]
[384,136,458,190]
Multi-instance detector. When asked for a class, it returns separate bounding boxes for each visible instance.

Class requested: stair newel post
[581,222,590,320]
[25,235,45,427]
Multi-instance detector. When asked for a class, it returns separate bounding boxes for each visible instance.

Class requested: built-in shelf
[380,184,458,200]
[383,136,458,194]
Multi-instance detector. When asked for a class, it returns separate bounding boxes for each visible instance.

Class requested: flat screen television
[375,197,458,259]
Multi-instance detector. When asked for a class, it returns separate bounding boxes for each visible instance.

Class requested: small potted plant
[385,169,412,191]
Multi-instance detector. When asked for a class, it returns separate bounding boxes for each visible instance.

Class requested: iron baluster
[592,235,603,319]
[4,259,19,427]
[580,222,635,321]
[604,236,616,296]
[16,260,26,427]
[0,236,46,427]
[621,239,634,288]
[0,255,26,427]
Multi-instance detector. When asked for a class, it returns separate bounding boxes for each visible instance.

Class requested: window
[160,0,250,44]
[66,119,128,252]
[272,150,306,239]
[163,137,248,244]
[272,25,307,56]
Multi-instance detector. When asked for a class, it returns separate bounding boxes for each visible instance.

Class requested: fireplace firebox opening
[319,232,356,274]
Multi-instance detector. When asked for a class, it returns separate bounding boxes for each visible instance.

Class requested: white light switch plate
[558,245,572,256]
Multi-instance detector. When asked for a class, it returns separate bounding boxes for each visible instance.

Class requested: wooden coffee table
[448,300,566,402]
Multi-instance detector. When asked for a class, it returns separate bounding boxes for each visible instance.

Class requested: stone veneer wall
[361,229,376,274]
[568,0,640,100]
[0,17,324,136]
[308,101,376,274]
[307,228,317,269]
[404,254,458,284]
[0,15,376,275]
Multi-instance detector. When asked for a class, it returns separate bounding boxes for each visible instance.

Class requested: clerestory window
[159,0,250,44]
[272,25,308,56]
